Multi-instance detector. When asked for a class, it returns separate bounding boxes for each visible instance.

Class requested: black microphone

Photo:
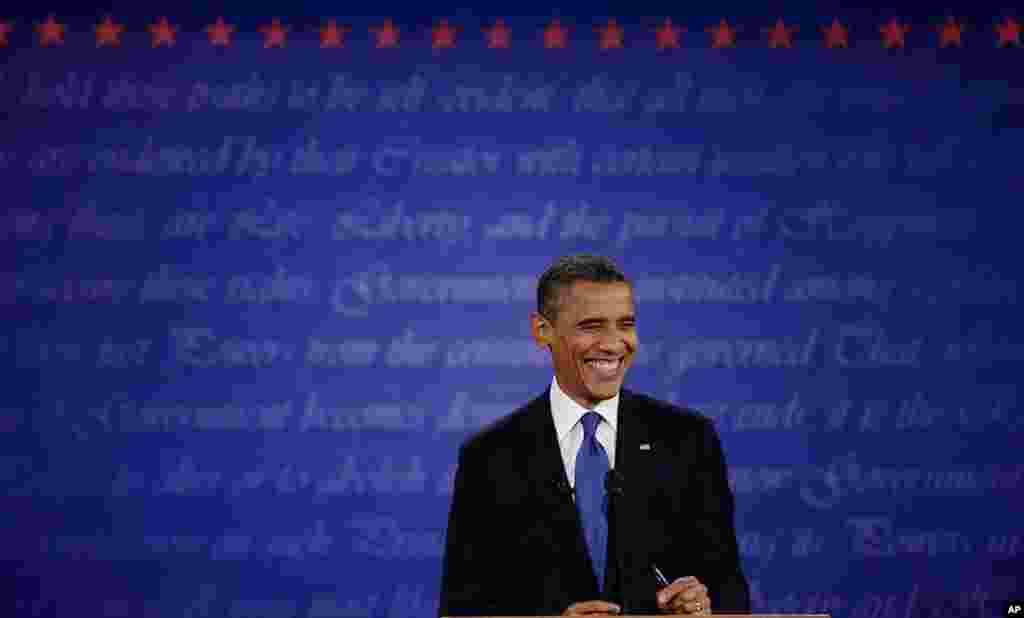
[604,469,625,498]
[550,476,574,500]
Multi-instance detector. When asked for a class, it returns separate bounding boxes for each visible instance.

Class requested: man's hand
[563,600,622,615]
[656,576,710,615]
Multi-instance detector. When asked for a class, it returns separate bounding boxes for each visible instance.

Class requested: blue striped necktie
[575,411,609,592]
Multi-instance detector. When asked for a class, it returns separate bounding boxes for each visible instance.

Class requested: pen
[652,564,670,587]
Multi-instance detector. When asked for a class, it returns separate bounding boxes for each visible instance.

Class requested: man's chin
[585,382,622,402]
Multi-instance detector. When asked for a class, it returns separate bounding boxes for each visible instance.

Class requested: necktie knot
[581,411,601,440]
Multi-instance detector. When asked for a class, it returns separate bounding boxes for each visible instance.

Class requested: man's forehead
[560,280,634,309]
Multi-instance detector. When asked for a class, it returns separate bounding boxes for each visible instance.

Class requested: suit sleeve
[692,416,751,613]
[438,443,501,617]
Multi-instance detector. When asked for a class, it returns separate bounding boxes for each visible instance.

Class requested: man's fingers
[672,599,703,614]
[670,595,702,612]
[563,600,622,615]
[681,584,708,602]
[656,576,696,606]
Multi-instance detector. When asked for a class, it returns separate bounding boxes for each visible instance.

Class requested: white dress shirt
[549,376,618,491]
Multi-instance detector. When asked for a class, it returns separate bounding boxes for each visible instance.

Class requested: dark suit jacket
[439,386,750,616]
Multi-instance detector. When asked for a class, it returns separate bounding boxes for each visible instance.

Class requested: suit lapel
[614,388,654,502]
[612,388,656,611]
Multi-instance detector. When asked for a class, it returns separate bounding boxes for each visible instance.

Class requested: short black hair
[536,254,630,323]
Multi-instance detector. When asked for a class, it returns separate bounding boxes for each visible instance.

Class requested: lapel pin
[640,443,651,450]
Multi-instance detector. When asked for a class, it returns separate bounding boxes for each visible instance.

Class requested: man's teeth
[587,359,620,368]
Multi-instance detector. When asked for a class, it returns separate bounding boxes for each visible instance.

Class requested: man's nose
[596,332,630,351]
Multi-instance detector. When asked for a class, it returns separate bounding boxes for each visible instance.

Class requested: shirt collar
[549,375,619,443]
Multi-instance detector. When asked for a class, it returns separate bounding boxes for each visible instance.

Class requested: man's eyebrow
[576,315,637,325]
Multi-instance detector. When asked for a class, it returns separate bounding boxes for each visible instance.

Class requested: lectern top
[442,614,831,618]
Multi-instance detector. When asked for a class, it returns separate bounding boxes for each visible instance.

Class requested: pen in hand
[652,565,695,592]
[654,565,703,611]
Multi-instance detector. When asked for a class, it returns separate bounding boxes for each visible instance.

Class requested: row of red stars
[2,15,1022,50]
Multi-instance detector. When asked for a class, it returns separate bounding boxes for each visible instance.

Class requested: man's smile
[584,356,624,379]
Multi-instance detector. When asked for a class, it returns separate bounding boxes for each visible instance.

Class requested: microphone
[550,476,574,500]
[604,469,625,498]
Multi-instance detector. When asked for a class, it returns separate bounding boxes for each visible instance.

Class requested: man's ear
[530,311,552,349]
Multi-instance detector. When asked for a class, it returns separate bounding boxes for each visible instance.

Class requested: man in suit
[439,254,749,616]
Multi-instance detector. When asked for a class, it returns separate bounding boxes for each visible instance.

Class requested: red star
[655,18,682,49]
[879,18,910,48]
[766,18,797,48]
[707,18,736,48]
[148,17,177,47]
[206,17,234,46]
[36,14,65,47]
[484,18,511,48]
[995,17,1021,47]
[937,16,963,48]
[597,18,624,49]
[320,19,349,48]
[259,17,289,48]
[372,18,399,48]
[821,18,849,48]
[0,21,12,47]
[544,19,568,48]
[95,15,124,47]
[432,19,457,49]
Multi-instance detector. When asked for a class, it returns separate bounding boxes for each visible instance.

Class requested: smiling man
[439,254,749,617]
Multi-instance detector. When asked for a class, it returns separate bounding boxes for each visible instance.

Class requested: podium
[444,615,831,618]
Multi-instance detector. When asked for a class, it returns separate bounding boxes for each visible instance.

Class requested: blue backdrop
[3,4,1023,618]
